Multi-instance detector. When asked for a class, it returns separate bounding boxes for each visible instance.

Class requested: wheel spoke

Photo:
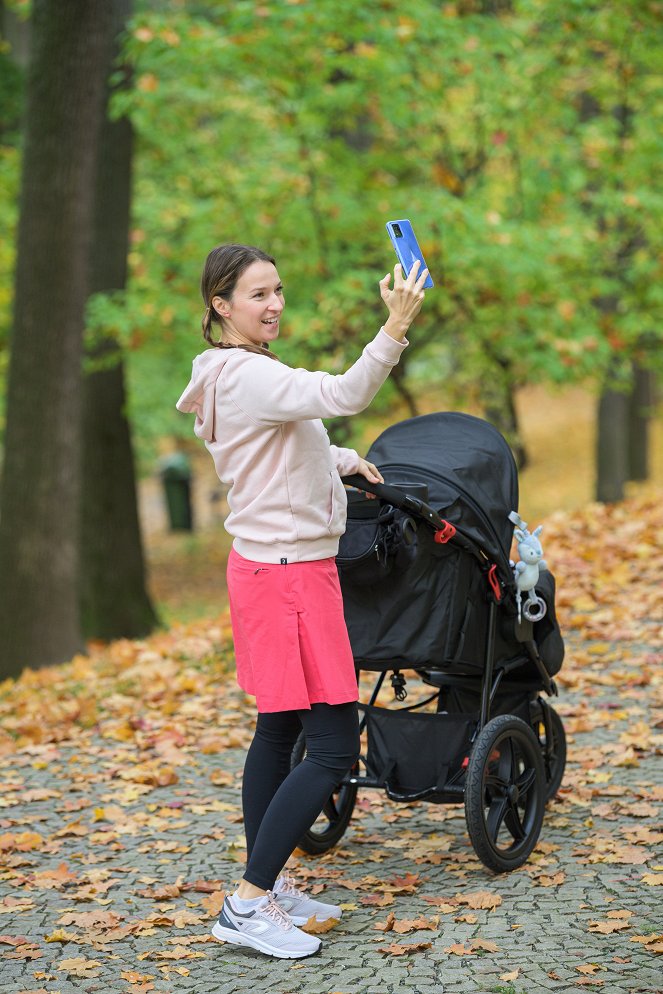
[486,795,509,842]
[505,800,527,841]
[497,738,515,785]
[516,767,537,797]
[485,773,508,793]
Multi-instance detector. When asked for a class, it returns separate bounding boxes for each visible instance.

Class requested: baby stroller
[292,412,566,873]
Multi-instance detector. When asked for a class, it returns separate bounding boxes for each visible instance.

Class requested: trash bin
[160,453,193,531]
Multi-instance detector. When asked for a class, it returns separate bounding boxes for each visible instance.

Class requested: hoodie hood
[176,348,235,442]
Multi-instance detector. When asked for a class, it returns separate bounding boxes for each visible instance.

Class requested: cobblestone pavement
[0,633,661,994]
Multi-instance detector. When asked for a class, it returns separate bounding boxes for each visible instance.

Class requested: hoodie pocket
[326,472,335,529]
[326,471,346,533]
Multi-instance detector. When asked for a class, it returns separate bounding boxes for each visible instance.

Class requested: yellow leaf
[500,969,520,981]
[44,929,77,944]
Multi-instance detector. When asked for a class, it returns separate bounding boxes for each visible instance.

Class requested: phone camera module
[393,224,403,238]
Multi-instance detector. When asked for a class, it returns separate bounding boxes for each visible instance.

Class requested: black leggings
[241,701,360,891]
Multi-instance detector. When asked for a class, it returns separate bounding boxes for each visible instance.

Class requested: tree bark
[80,0,159,640]
[596,385,628,503]
[0,0,113,678]
[627,362,653,482]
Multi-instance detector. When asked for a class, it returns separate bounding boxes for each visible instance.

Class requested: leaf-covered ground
[0,491,661,994]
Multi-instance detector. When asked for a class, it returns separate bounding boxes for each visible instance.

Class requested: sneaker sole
[211,921,320,959]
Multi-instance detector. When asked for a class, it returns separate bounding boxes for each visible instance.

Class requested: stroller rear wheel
[531,701,566,801]
[465,714,545,873]
[289,732,358,855]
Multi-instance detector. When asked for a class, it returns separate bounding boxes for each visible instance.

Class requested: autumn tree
[81,0,158,640]
[0,0,114,677]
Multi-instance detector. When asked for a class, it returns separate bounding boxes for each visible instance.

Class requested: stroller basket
[361,703,477,800]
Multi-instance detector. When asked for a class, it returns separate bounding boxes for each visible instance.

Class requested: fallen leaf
[379,941,431,957]
[57,957,102,978]
[301,916,340,934]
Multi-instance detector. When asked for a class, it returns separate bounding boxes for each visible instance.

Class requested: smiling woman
[201,244,284,358]
[176,240,429,959]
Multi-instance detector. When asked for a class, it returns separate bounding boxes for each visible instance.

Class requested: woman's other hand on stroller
[356,458,383,498]
[379,260,428,342]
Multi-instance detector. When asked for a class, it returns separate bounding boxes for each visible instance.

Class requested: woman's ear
[212,295,230,318]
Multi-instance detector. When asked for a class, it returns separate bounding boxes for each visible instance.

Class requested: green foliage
[2,0,662,458]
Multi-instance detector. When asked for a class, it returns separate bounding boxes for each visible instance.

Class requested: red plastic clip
[487,563,502,602]
[434,521,456,544]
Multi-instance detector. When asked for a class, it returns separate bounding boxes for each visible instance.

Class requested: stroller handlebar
[341,474,446,531]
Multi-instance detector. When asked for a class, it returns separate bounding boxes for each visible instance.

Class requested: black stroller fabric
[365,412,518,571]
[361,704,476,793]
[338,412,563,677]
[336,498,418,586]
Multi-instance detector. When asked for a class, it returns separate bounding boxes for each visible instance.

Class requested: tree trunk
[0,0,113,678]
[627,362,653,482]
[80,0,159,640]
[481,352,528,469]
[596,386,628,502]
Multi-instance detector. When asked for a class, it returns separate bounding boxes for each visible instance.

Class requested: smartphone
[386,219,434,288]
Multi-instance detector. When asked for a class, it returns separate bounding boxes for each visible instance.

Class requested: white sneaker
[273,871,343,927]
[212,892,321,959]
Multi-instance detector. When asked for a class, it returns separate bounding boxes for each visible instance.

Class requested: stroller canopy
[365,412,518,569]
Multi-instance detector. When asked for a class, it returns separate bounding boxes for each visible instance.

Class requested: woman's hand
[379,260,429,342]
[356,458,384,494]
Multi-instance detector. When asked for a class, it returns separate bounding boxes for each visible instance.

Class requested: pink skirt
[226,548,359,713]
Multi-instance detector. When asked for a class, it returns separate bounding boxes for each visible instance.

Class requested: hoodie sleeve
[329,444,360,477]
[226,328,407,426]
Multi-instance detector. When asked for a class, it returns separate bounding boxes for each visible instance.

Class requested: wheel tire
[531,701,567,801]
[465,714,546,873]
[290,732,358,855]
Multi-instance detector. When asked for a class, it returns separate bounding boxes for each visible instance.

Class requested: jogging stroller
[292,412,566,873]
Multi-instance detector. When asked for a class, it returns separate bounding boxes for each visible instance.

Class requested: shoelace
[277,871,305,899]
[262,892,293,930]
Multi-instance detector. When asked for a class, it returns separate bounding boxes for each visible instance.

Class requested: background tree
[0,0,114,677]
[81,0,158,640]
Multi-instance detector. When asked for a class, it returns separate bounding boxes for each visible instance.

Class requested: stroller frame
[291,415,566,874]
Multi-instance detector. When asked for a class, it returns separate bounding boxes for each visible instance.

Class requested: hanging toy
[508,511,548,624]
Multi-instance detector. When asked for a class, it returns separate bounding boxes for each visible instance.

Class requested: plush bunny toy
[508,511,548,624]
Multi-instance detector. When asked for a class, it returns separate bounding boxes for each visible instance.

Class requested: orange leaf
[301,916,340,934]
[379,941,432,957]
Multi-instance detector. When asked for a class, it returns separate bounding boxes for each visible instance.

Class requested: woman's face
[213,260,284,347]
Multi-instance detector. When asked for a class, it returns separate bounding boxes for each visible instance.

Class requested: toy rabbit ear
[533,525,543,537]
[514,528,525,541]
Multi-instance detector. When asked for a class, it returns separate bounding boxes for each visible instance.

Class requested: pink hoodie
[176,327,408,563]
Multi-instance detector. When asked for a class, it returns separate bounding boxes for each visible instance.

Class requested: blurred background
[0,0,661,674]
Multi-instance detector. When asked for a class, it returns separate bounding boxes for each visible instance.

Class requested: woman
[177,243,427,959]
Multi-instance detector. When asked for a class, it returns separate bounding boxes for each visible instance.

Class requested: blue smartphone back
[386,219,434,288]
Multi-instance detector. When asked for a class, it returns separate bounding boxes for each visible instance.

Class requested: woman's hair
[200,243,278,358]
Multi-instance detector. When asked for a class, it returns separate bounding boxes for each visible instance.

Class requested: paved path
[0,631,661,994]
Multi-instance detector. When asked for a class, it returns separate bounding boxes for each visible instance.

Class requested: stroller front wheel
[465,714,546,873]
[289,731,358,855]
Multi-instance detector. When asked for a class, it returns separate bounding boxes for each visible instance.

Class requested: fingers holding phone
[380,260,429,342]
